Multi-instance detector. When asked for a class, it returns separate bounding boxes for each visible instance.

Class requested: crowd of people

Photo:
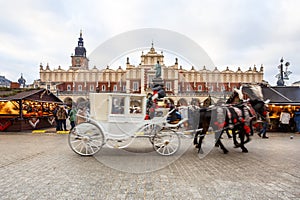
[254,107,300,138]
[278,108,300,133]
[53,105,77,131]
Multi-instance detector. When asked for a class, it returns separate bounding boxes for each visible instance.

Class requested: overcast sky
[1,0,300,86]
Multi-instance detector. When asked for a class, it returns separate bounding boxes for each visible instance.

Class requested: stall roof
[242,85,300,105]
[0,89,62,103]
[262,86,300,105]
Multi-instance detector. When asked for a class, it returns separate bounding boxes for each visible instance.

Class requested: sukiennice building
[34,31,264,106]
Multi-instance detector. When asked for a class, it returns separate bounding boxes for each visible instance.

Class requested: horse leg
[198,135,205,154]
[194,130,205,153]
[232,129,240,148]
[239,130,248,153]
[215,130,228,154]
[216,139,229,154]
[225,129,232,138]
[193,131,199,146]
[214,130,222,147]
[244,133,251,144]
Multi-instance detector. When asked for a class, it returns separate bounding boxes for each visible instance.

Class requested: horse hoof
[234,143,241,148]
[223,149,229,154]
[242,149,248,153]
[245,138,251,144]
[198,148,204,154]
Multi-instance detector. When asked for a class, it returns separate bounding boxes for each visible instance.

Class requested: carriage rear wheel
[68,122,105,156]
[152,128,180,156]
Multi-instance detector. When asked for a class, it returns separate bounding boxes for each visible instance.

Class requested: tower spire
[150,40,155,53]
[74,30,86,57]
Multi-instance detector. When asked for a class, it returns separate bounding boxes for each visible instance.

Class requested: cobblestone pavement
[0,131,299,200]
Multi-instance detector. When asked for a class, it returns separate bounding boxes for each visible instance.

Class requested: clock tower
[71,30,89,70]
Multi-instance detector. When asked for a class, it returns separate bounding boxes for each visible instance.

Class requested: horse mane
[226,91,242,104]
[202,96,213,108]
[226,84,264,104]
[241,84,264,101]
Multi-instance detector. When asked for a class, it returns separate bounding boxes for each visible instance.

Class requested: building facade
[35,31,264,105]
[0,76,11,88]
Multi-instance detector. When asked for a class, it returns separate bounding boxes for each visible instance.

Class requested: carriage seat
[167,110,182,124]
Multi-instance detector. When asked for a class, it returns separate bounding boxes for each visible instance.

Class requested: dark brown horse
[193,85,269,154]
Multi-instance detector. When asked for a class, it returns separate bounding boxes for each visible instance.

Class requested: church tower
[70,30,89,70]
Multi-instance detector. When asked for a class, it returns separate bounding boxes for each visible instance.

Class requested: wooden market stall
[262,86,300,132]
[0,89,62,131]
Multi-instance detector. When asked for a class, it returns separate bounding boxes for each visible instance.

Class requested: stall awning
[0,89,62,103]
[262,86,300,105]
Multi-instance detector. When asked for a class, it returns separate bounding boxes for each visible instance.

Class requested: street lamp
[276,57,290,86]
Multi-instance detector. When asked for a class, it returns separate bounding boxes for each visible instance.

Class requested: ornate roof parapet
[222,66,233,73]
[253,64,257,72]
[116,66,124,72]
[45,63,50,70]
[213,67,219,73]
[260,64,264,72]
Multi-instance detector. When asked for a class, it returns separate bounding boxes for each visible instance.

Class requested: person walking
[294,108,300,133]
[56,106,68,131]
[69,107,77,131]
[279,109,291,132]
[53,106,60,131]
[258,111,270,138]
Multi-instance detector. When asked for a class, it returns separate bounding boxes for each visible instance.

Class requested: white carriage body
[89,93,148,139]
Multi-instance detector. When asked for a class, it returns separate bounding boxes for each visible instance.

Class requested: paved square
[0,132,299,199]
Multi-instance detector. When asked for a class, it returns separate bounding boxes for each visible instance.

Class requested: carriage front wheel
[152,128,180,156]
[68,122,105,156]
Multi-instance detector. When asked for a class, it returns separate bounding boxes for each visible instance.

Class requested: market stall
[0,89,62,131]
[262,86,300,132]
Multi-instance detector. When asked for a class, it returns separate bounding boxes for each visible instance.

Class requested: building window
[78,85,82,91]
[198,85,202,91]
[221,85,225,91]
[210,86,214,92]
[186,84,190,91]
[123,85,126,92]
[166,82,171,91]
[102,85,106,91]
[90,85,94,91]
[133,82,139,91]
[67,85,71,91]
[113,85,117,91]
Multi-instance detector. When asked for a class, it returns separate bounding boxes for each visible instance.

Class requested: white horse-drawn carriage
[68,93,201,156]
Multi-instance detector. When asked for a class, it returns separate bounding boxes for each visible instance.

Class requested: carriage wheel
[140,124,161,144]
[152,128,180,156]
[68,122,104,156]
